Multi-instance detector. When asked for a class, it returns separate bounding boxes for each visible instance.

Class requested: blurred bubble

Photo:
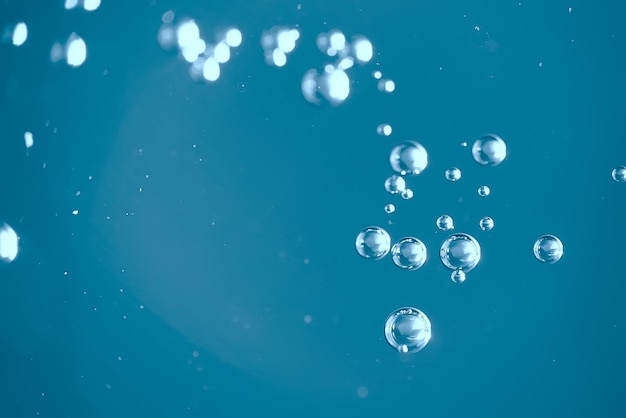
[384,203,395,214]
[377,78,395,93]
[470,25,490,47]
[389,141,429,176]
[51,33,87,67]
[301,65,350,106]
[444,167,461,182]
[262,26,300,67]
[611,166,626,183]
[376,123,393,137]
[400,188,414,200]
[0,223,19,264]
[384,175,406,195]
[471,134,507,166]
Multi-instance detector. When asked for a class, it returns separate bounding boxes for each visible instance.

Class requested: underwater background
[1,0,625,417]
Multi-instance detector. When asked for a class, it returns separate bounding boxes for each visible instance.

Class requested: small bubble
[477,185,491,197]
[384,175,406,194]
[377,78,395,93]
[533,235,563,264]
[400,188,414,200]
[444,167,462,182]
[611,166,626,183]
[384,203,395,214]
[303,314,312,324]
[451,269,466,283]
[479,216,494,231]
[436,215,454,231]
[471,134,507,166]
[376,123,392,136]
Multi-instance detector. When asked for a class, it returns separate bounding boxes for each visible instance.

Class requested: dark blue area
[1,0,625,417]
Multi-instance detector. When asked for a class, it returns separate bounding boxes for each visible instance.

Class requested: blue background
[1,0,625,417]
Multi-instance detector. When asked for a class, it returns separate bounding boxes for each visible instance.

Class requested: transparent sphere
[612,166,626,183]
[479,216,494,231]
[451,269,466,283]
[444,167,461,182]
[384,307,431,354]
[439,233,481,272]
[389,141,429,176]
[384,203,395,214]
[400,188,414,200]
[355,226,391,260]
[384,175,406,194]
[436,215,454,231]
[391,237,427,270]
[533,235,564,264]
[471,134,507,166]
[477,185,491,197]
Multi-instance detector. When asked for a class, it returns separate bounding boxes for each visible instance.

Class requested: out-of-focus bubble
[611,166,626,183]
[224,28,243,48]
[384,175,406,194]
[301,65,350,106]
[262,26,300,67]
[376,123,392,136]
[471,134,507,166]
[400,188,413,200]
[389,141,429,176]
[159,15,242,83]
[213,41,231,64]
[24,131,33,148]
[12,22,28,46]
[51,33,87,67]
[377,78,395,93]
[470,25,490,47]
[372,70,382,79]
[83,0,101,11]
[0,223,19,264]
[350,35,373,64]
[444,167,461,182]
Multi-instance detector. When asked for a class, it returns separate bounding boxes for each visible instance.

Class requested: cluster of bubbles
[157,11,243,82]
[261,26,300,67]
[301,30,374,106]
[3,9,624,360]
[355,130,572,353]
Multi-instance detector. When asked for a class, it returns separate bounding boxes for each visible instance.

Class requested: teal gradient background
[1,1,625,417]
